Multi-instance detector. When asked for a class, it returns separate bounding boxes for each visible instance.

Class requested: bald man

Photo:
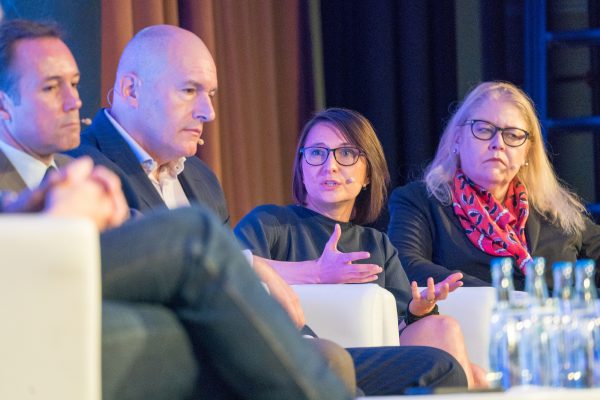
[67,25,229,223]
[67,23,357,392]
[0,19,356,399]
[69,24,469,396]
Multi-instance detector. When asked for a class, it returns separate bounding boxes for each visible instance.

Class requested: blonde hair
[424,81,586,234]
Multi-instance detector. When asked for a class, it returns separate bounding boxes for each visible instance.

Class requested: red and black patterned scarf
[451,169,532,273]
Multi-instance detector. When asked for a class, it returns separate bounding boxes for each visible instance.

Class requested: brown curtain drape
[101,0,311,224]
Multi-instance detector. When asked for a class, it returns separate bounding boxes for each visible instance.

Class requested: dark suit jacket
[388,181,600,290]
[0,148,72,192]
[65,110,229,224]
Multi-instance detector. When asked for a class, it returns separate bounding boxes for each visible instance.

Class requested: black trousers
[348,346,468,395]
[303,327,468,395]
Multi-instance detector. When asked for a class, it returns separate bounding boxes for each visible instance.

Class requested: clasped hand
[314,223,383,284]
[408,273,464,316]
[5,157,129,231]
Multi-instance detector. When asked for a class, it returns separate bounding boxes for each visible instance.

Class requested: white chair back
[292,283,399,348]
[0,216,101,400]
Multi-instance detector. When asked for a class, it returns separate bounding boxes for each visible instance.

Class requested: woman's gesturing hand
[408,272,464,316]
[314,224,383,283]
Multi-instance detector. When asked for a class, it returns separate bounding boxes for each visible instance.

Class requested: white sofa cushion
[292,283,399,348]
[435,286,497,370]
[0,216,101,400]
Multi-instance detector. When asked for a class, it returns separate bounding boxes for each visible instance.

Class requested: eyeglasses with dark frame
[462,119,529,147]
[300,146,365,166]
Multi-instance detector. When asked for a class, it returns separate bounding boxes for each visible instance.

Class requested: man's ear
[118,74,141,106]
[0,91,13,121]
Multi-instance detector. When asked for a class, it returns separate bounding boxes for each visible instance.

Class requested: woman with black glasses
[235,107,487,389]
[388,81,600,290]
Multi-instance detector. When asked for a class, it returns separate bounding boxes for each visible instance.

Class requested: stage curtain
[101,0,313,224]
[319,1,458,229]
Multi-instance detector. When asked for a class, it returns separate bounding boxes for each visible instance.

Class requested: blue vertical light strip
[523,0,548,139]
[523,0,600,214]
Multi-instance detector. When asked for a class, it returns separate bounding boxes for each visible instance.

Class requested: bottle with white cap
[574,259,597,307]
[525,257,550,306]
[488,257,518,389]
[573,259,599,387]
[521,258,552,386]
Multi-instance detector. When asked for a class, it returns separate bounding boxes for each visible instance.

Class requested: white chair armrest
[0,216,101,400]
[292,283,399,348]
[434,287,497,370]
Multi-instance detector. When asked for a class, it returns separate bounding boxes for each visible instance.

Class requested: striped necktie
[41,165,57,186]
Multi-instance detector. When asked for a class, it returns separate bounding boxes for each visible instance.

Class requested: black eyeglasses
[462,119,529,147]
[300,146,365,166]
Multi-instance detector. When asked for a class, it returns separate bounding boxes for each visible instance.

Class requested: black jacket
[66,110,229,225]
[388,181,600,290]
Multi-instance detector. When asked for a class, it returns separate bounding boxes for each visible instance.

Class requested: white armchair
[294,283,498,370]
[435,286,497,370]
[0,216,101,400]
[292,283,399,347]
[0,214,498,398]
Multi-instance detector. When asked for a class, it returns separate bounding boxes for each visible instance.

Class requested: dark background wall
[320,0,458,192]
[319,0,598,228]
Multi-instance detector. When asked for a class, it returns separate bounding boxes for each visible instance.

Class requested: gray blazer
[0,148,72,192]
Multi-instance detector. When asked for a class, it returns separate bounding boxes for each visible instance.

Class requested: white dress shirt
[0,139,57,189]
[104,110,190,209]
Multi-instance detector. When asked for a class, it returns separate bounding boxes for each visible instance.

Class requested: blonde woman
[388,81,600,289]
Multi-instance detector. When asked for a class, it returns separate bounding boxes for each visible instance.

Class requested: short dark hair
[292,108,390,225]
[0,19,62,101]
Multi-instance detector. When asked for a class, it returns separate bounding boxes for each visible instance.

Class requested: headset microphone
[346,177,355,184]
[198,138,205,146]
[80,118,92,126]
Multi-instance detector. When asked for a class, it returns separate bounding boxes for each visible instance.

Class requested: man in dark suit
[0,19,354,399]
[66,23,471,396]
[66,25,229,223]
[0,19,360,395]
